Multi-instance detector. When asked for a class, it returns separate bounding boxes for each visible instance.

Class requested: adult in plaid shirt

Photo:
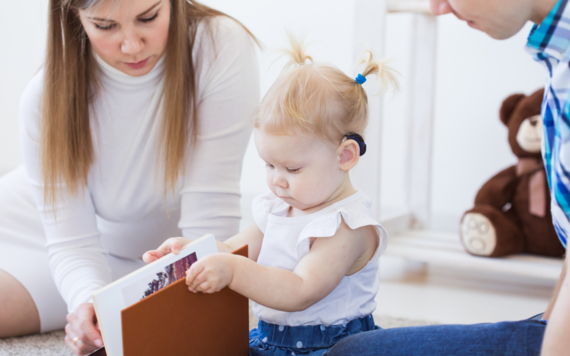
[326,0,567,355]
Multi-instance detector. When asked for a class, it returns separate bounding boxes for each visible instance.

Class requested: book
[86,347,107,356]
[92,234,218,356]
[121,245,249,356]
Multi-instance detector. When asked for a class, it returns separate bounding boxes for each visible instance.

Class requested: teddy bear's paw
[461,213,497,256]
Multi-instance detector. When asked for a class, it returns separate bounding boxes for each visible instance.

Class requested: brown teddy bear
[460,89,565,258]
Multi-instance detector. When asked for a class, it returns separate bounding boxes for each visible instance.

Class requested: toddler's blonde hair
[254,35,399,144]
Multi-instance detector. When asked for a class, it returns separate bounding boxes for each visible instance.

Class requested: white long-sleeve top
[18,17,259,313]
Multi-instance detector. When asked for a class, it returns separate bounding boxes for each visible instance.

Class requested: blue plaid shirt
[526,0,570,248]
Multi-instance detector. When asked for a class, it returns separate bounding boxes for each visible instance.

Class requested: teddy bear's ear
[499,94,526,126]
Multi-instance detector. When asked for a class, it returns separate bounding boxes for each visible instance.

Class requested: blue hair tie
[355,74,367,85]
[344,133,367,156]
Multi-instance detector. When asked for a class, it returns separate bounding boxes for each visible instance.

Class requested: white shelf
[385,229,564,281]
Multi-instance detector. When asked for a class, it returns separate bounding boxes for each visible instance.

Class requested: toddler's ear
[339,140,359,170]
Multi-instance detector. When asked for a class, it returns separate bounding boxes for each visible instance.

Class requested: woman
[0,0,259,354]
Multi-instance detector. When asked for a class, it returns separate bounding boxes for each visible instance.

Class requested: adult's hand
[142,237,191,264]
[64,302,103,355]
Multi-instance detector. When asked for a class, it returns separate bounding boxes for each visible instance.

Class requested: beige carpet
[0,309,437,356]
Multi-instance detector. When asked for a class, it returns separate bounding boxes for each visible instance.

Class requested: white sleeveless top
[251,190,388,326]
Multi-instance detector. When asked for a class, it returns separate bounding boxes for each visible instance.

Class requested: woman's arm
[19,71,112,313]
[541,255,570,355]
[178,17,260,241]
[186,220,374,312]
[19,71,107,353]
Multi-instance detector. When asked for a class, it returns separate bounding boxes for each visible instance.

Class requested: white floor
[373,256,556,325]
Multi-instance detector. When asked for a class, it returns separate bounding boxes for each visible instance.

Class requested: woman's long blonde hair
[254,35,398,144]
[42,0,255,208]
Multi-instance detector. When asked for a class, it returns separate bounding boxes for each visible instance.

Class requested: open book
[92,234,218,356]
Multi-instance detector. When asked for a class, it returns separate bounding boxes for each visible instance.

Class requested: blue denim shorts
[249,314,379,356]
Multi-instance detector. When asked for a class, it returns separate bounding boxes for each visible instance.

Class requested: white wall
[0,1,48,176]
[0,1,546,232]
[430,18,544,229]
[376,12,544,230]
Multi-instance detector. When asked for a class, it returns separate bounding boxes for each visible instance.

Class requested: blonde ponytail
[281,33,313,69]
[357,49,399,94]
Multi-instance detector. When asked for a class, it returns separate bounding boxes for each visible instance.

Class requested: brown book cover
[120,245,249,356]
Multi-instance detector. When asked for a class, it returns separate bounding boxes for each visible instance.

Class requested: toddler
[144,36,398,356]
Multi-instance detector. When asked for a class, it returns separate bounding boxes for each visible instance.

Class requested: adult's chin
[121,64,154,77]
[483,23,526,40]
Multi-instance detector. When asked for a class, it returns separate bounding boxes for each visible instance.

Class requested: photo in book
[122,252,198,306]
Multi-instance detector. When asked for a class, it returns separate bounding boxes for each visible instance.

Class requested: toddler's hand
[142,237,191,264]
[186,254,234,294]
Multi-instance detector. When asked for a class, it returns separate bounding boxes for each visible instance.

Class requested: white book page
[92,234,218,356]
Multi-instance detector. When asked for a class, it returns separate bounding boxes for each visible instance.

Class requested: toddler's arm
[186,219,376,312]
[143,223,264,263]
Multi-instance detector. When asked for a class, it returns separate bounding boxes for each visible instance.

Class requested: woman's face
[78,0,170,77]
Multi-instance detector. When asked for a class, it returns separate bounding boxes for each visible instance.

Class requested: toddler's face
[254,129,346,211]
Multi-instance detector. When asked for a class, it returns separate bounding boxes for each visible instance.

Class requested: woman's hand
[142,237,192,264]
[64,303,103,355]
[186,254,234,293]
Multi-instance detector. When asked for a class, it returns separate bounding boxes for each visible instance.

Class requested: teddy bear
[460,88,565,258]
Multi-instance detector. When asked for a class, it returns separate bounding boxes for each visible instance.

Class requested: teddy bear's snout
[516,115,543,153]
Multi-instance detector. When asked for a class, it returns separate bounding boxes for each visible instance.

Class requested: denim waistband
[254,314,377,350]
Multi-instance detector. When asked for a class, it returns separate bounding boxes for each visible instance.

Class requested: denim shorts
[249,314,379,356]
